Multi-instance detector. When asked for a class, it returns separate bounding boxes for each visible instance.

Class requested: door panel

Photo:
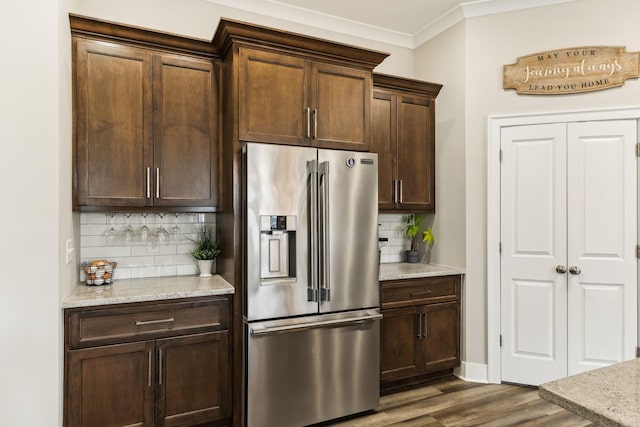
[67,341,155,427]
[154,55,218,207]
[156,332,229,426]
[567,120,637,375]
[380,306,420,381]
[239,48,309,144]
[318,149,379,313]
[500,123,568,385]
[245,143,317,321]
[311,63,371,150]
[397,95,434,211]
[76,40,152,207]
[371,91,396,210]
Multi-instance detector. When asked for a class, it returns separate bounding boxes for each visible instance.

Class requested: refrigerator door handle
[250,313,382,336]
[319,161,330,302]
[309,160,319,302]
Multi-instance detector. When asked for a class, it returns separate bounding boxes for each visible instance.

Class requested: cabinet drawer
[67,298,229,349]
[381,276,460,308]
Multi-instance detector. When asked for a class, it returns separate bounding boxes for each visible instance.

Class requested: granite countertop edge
[62,274,235,309]
[379,262,465,281]
[538,358,640,427]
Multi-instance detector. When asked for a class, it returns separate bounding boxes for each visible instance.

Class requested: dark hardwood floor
[322,378,595,426]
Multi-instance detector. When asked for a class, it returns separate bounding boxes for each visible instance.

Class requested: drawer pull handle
[135,318,175,326]
[410,291,432,297]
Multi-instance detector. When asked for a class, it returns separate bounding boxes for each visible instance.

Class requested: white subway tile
[177,264,198,276]
[80,213,108,224]
[81,246,131,259]
[81,235,107,247]
[154,254,194,266]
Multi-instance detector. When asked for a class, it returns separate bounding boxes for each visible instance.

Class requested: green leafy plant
[402,214,425,252]
[422,227,435,246]
[190,226,221,260]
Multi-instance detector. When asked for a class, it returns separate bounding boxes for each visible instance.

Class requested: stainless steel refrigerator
[243,142,381,427]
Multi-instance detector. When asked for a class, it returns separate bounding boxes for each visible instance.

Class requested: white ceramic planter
[197,259,213,277]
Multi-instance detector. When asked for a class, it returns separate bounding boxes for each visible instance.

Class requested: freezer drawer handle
[250,313,382,336]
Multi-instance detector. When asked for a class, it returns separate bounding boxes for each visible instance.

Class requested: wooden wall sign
[504,46,640,95]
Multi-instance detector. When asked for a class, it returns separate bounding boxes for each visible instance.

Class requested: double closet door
[500,120,637,386]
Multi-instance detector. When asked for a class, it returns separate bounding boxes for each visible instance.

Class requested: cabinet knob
[569,266,581,275]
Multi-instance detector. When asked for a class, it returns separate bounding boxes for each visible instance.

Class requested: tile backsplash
[79,212,217,281]
[79,212,427,282]
[379,213,432,263]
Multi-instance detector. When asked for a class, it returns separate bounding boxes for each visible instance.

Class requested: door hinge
[636,143,640,157]
[499,242,502,254]
[499,335,503,347]
[499,149,503,162]
[636,245,640,259]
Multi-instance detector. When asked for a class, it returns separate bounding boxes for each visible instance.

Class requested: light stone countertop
[62,274,234,309]
[379,262,465,281]
[539,358,640,426]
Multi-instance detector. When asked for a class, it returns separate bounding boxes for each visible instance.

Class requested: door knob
[569,266,581,275]
[555,265,567,274]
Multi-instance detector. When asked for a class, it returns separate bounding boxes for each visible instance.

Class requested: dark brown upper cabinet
[71,15,219,211]
[215,19,388,152]
[372,74,442,212]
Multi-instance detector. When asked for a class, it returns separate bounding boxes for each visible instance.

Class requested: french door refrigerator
[244,142,381,427]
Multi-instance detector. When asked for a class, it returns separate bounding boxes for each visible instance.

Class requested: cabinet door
[153,55,219,207]
[311,62,371,151]
[75,40,153,207]
[67,341,155,427]
[420,302,460,373]
[239,47,309,145]
[156,331,230,426]
[397,94,435,211]
[380,306,421,382]
[371,90,397,210]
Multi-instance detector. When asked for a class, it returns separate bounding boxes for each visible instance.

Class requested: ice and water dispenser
[259,215,296,281]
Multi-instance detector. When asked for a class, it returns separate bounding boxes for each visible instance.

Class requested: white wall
[0,0,72,424]
[423,0,640,367]
[71,0,414,76]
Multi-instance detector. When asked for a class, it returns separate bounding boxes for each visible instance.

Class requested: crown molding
[205,0,578,50]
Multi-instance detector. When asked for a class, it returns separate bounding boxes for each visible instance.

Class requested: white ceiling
[205,0,577,48]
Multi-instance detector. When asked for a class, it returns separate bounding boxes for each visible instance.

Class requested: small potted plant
[421,227,435,264]
[190,226,221,277]
[402,214,425,263]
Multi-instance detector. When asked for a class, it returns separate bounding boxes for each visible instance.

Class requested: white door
[501,120,637,386]
[567,121,637,375]
[500,123,568,385]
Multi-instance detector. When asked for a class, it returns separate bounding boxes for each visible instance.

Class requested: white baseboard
[454,361,489,383]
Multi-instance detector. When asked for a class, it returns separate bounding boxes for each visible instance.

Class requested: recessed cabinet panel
[76,40,152,207]
[67,341,155,427]
[154,55,218,207]
[371,93,396,209]
[239,47,308,145]
[157,332,229,426]
[312,63,370,150]
[397,96,433,210]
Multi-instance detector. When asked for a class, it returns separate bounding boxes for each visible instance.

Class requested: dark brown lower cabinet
[380,275,461,392]
[64,297,231,427]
